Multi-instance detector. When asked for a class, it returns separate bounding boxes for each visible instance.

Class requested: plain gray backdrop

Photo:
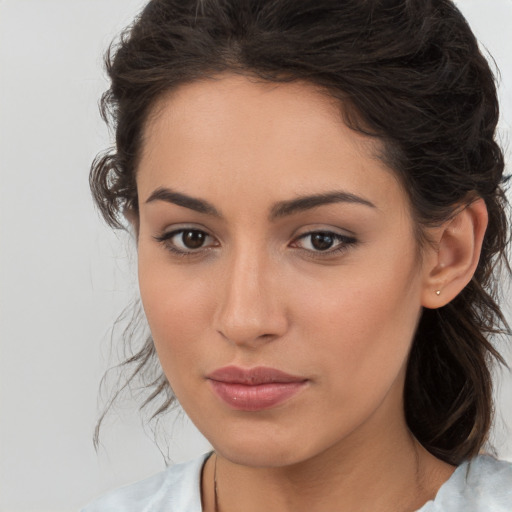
[0,1,511,510]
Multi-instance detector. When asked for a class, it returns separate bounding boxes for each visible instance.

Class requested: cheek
[137,252,216,377]
[291,252,423,393]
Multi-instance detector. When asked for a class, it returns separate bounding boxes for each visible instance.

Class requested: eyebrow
[145,187,221,217]
[269,191,376,220]
[145,187,375,219]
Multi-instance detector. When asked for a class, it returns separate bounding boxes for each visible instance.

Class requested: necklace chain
[213,453,219,512]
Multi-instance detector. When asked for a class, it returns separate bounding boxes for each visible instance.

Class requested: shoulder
[421,454,512,512]
[81,452,211,512]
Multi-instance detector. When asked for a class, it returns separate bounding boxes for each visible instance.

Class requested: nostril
[215,321,285,348]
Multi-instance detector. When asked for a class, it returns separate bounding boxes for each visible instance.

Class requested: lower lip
[208,380,307,411]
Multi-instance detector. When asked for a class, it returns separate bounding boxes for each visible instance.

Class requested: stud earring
[435,290,441,296]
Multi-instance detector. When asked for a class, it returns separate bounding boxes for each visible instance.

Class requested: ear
[421,198,488,309]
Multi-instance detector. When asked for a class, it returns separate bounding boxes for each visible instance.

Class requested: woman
[84,0,512,510]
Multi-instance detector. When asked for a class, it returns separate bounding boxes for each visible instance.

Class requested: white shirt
[82,452,512,511]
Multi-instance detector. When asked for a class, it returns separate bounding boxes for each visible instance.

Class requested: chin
[207,427,320,468]
[216,443,301,468]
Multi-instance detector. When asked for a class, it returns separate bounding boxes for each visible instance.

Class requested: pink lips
[207,366,308,411]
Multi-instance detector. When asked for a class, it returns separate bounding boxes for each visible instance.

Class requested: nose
[213,248,289,348]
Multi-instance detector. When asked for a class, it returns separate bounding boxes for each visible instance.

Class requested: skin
[135,74,486,511]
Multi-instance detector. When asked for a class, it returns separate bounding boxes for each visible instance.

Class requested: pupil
[183,230,205,249]
[311,233,334,251]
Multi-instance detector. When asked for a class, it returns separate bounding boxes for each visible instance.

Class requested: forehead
[143,74,374,160]
[137,74,406,215]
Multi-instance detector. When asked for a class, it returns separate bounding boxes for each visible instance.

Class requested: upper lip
[207,366,307,385]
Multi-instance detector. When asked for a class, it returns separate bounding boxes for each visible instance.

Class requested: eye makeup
[153,225,358,261]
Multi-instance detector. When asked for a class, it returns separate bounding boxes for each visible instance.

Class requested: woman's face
[136,74,432,467]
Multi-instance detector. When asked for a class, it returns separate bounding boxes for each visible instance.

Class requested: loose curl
[91,0,511,465]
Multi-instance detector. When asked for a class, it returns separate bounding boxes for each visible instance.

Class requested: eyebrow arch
[145,187,375,220]
[145,187,221,217]
[269,191,376,220]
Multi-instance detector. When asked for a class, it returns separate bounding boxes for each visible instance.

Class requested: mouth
[206,366,308,411]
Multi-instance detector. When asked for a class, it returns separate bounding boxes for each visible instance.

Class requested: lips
[206,366,308,411]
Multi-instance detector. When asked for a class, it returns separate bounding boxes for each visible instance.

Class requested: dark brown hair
[91,0,511,465]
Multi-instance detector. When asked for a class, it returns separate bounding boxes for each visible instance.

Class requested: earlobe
[421,198,488,309]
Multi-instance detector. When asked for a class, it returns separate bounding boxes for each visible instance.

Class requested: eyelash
[153,229,357,258]
[153,229,218,257]
[292,231,357,257]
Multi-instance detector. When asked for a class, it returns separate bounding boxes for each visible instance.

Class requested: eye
[154,228,218,254]
[292,231,356,254]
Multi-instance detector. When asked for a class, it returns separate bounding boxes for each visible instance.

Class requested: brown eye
[182,230,206,249]
[292,231,357,255]
[310,233,335,251]
[155,228,217,254]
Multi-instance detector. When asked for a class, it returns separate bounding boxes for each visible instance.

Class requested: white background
[0,1,511,511]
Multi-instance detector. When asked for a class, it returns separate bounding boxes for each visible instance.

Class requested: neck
[202,413,455,512]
